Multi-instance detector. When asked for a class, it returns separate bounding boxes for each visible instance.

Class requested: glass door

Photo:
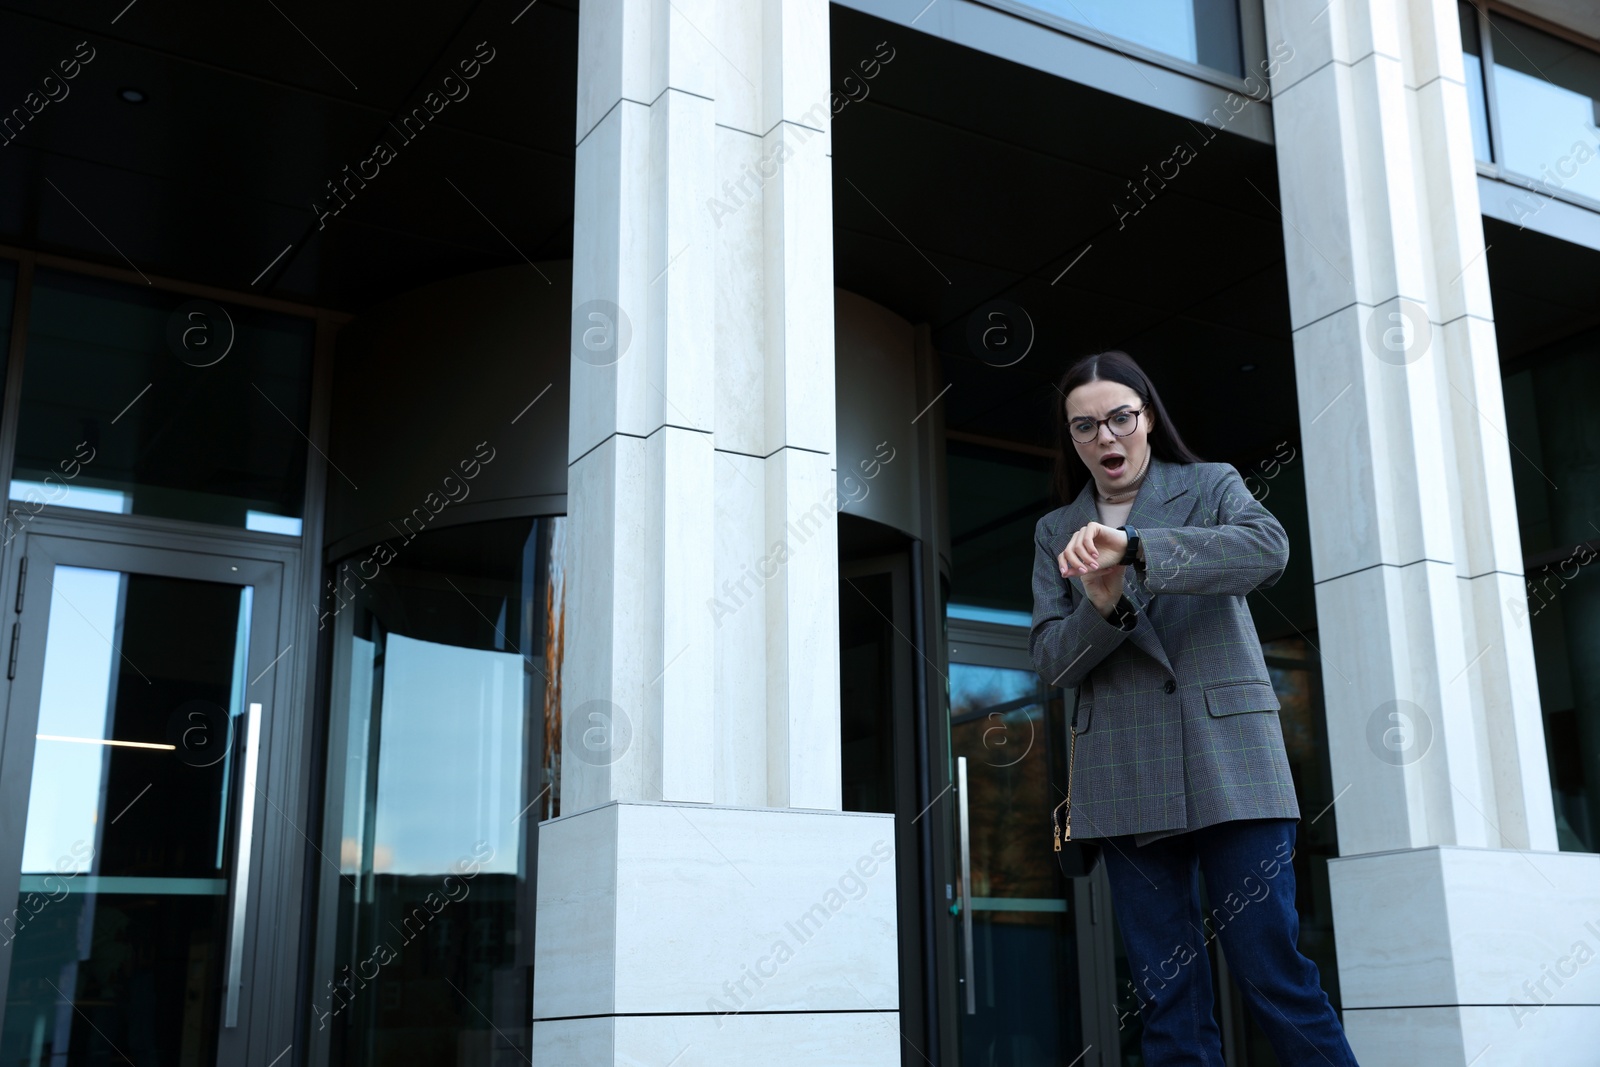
[947,616,1117,1067]
[307,518,553,1067]
[0,519,288,1065]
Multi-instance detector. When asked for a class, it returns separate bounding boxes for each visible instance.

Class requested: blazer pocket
[1203,680,1279,718]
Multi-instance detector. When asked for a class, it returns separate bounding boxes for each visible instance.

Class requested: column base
[1330,845,1600,1066]
[534,1011,900,1065]
[1343,1005,1600,1065]
[532,801,901,1065]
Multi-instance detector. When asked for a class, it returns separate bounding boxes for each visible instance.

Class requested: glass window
[312,516,564,1066]
[946,441,1052,615]
[1504,335,1600,853]
[1009,0,1243,77]
[11,269,314,531]
[1459,1,1493,162]
[0,258,14,391]
[1487,13,1600,204]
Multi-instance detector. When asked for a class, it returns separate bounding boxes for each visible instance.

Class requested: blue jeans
[1100,818,1360,1067]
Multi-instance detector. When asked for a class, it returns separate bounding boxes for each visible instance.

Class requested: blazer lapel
[1124,454,1196,533]
[1119,457,1195,675]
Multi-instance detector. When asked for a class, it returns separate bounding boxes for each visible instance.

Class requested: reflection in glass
[1529,564,1600,852]
[947,603,1032,627]
[1,567,251,1065]
[1489,14,1600,204]
[314,517,564,1066]
[1459,1,1493,162]
[1011,0,1242,76]
[841,572,896,813]
[1504,340,1600,853]
[6,481,128,515]
[21,568,119,871]
[247,511,305,536]
[951,663,1082,1065]
[363,634,522,874]
[11,268,314,530]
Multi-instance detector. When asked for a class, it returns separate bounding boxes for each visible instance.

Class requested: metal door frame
[839,550,938,1066]
[0,507,309,1065]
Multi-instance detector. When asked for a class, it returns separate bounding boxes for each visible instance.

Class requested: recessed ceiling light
[1240,363,1256,372]
[119,88,146,104]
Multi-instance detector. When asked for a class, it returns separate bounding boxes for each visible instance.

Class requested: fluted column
[535,1,898,1062]
[1265,1,1600,1061]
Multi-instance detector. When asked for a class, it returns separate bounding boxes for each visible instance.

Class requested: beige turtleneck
[1096,495,1135,529]
[1092,451,1151,530]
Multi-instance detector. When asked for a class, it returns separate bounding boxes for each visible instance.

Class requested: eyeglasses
[1066,404,1147,444]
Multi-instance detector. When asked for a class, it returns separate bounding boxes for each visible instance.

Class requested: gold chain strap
[1052,722,1078,851]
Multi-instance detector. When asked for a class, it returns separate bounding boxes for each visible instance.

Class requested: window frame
[1467,2,1600,217]
[973,0,1270,97]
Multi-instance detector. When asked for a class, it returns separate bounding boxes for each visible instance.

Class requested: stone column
[534,1,900,1062]
[1263,2,1600,1062]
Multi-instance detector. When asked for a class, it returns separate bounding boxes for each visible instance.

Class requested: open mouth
[1100,454,1126,475]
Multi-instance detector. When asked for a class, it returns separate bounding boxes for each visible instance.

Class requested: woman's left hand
[1058,521,1130,578]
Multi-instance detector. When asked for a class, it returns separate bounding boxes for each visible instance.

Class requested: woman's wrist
[1092,590,1130,621]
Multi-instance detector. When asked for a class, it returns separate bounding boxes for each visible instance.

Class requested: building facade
[0,0,1596,1065]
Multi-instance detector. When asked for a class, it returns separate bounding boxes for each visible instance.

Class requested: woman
[1029,350,1360,1066]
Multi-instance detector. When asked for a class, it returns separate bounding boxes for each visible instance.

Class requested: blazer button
[1163,679,1177,694]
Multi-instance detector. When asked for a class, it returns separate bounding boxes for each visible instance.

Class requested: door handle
[224,701,263,1027]
[956,755,975,1016]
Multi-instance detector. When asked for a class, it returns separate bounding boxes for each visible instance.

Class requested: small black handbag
[1052,685,1102,878]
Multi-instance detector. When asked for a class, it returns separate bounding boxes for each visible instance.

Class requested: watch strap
[1119,525,1141,566]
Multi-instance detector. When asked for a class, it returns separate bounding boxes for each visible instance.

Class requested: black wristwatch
[1119,525,1142,566]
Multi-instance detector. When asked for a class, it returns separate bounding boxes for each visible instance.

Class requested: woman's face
[1065,379,1152,493]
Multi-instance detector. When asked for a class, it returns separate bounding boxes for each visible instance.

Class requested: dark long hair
[1050,350,1204,506]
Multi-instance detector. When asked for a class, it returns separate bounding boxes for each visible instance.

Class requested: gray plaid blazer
[1030,456,1300,845]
